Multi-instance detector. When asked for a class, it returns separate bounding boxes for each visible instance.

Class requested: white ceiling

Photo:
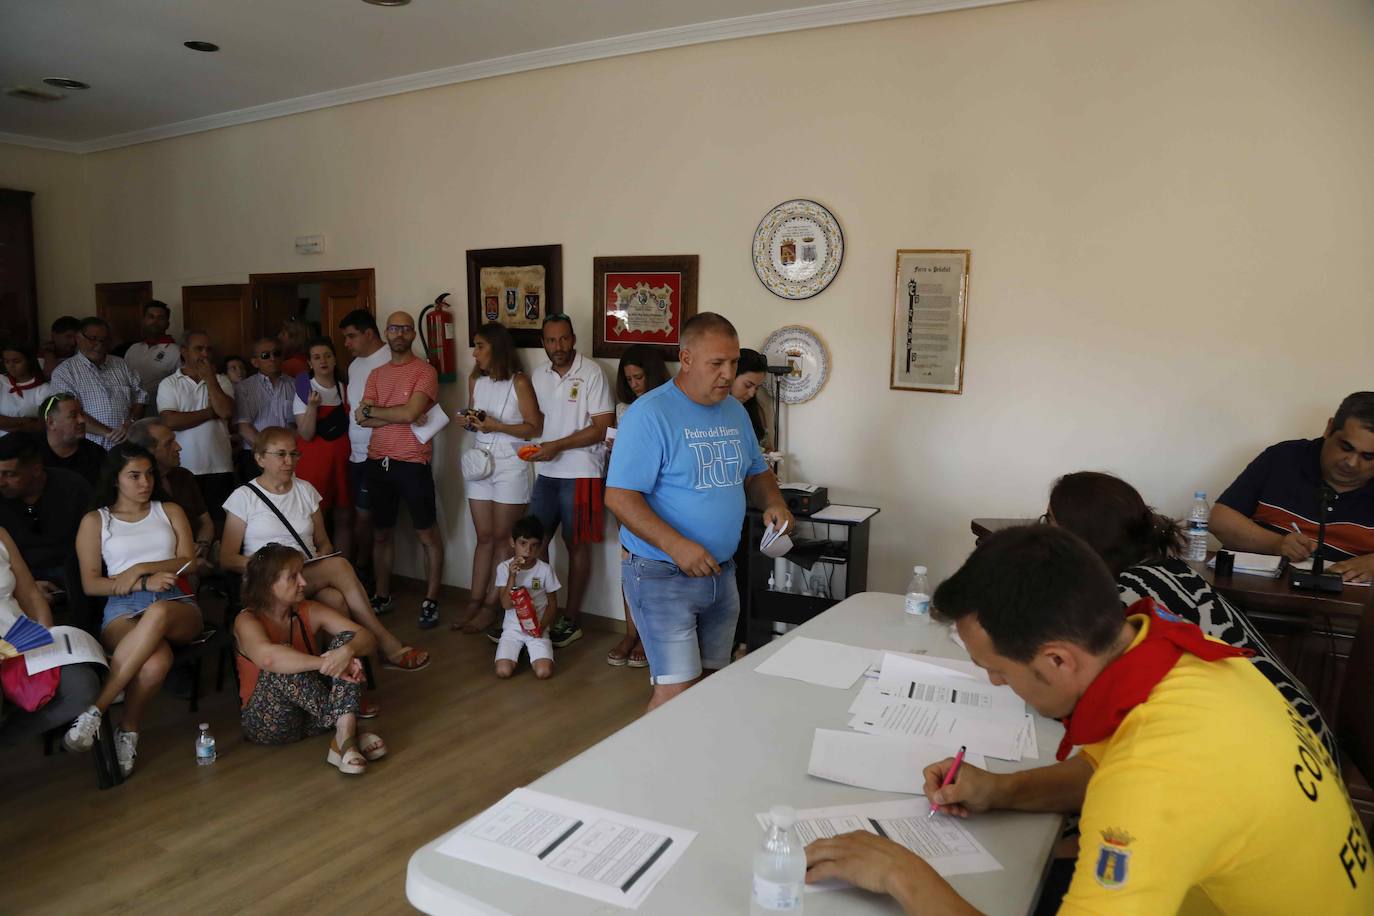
[0,0,1018,153]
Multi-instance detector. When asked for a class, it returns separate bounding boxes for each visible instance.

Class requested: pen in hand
[929,745,967,819]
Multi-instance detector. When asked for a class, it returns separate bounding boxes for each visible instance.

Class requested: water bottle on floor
[195,722,216,766]
[904,566,931,619]
[752,805,805,914]
[1185,491,1209,562]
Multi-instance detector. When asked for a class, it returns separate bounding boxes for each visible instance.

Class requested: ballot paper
[760,521,794,558]
[756,798,1001,892]
[847,681,1024,760]
[875,652,1026,722]
[436,788,694,910]
[23,626,108,675]
[411,408,450,445]
[754,637,879,689]
[807,729,987,794]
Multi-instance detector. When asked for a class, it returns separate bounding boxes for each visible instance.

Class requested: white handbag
[460,446,494,481]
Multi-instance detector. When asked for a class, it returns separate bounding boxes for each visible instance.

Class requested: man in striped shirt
[47,317,146,448]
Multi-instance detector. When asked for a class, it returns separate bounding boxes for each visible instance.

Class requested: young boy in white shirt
[494,516,561,679]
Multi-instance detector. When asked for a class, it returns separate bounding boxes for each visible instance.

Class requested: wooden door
[249,269,375,371]
[0,189,39,347]
[183,284,252,367]
[95,280,153,349]
[258,284,299,343]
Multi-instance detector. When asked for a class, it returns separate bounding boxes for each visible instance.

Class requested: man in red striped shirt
[356,310,446,629]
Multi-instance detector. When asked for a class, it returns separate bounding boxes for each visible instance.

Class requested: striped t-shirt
[364,356,439,465]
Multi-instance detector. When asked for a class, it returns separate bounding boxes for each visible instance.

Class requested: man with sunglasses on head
[233,337,297,482]
[355,311,445,629]
[0,433,92,607]
[47,317,146,449]
[33,392,106,481]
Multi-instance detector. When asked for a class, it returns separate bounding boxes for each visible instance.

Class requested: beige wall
[9,0,1374,617]
[0,144,92,326]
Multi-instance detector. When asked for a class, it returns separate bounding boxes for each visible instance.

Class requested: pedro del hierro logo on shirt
[684,427,745,490]
[1095,828,1134,889]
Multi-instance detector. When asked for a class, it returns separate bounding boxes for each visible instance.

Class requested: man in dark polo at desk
[0,433,92,605]
[1210,391,1374,582]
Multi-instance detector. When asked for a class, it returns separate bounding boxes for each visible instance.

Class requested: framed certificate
[890,250,970,394]
[592,255,699,360]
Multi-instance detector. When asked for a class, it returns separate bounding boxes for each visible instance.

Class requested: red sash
[5,376,43,396]
[144,334,176,346]
[1055,598,1253,760]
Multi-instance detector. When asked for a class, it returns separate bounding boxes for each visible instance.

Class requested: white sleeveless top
[99,501,178,576]
[472,375,527,453]
[0,536,22,631]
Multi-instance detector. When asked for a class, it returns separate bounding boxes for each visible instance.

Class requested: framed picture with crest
[592,255,699,360]
[465,244,563,347]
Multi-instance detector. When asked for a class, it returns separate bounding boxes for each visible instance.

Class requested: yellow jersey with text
[1060,615,1371,915]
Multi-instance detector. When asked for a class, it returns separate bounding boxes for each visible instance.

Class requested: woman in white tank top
[453,322,544,633]
[69,443,203,777]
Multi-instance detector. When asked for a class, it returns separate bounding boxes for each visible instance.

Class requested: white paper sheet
[807,729,987,794]
[846,682,1023,760]
[24,626,108,674]
[876,652,1026,722]
[806,504,879,524]
[412,407,451,445]
[436,788,694,910]
[756,798,1001,892]
[754,637,879,689]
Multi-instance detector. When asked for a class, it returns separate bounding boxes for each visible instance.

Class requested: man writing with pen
[806,525,1369,914]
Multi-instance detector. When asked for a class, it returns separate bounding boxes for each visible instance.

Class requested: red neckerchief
[1055,598,1253,760]
[5,375,43,396]
[144,334,176,346]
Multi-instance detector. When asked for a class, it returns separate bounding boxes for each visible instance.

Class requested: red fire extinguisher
[418,292,458,384]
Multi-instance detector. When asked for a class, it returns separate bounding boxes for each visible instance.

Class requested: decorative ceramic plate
[752,199,844,300]
[762,325,829,405]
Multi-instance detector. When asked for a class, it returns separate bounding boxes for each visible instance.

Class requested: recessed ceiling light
[184,41,220,52]
[43,77,90,90]
[362,0,411,6]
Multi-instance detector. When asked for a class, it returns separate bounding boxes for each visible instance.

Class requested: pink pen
[928,746,967,819]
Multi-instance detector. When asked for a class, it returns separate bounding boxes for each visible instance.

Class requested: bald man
[355,311,445,629]
[234,336,296,481]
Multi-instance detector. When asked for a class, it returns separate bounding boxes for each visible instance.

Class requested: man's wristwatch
[362,405,372,419]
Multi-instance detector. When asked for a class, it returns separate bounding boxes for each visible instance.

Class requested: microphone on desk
[1290,485,1345,594]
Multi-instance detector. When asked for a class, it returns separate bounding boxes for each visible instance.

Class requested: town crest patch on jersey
[1095,828,1134,889]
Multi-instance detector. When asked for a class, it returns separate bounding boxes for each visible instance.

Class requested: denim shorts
[621,554,739,686]
[530,475,604,546]
[101,588,188,631]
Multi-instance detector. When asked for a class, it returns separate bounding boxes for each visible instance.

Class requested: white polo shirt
[125,341,181,403]
[157,369,234,475]
[345,343,393,464]
[531,353,613,479]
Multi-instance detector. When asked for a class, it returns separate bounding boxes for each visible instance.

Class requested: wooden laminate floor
[0,579,647,915]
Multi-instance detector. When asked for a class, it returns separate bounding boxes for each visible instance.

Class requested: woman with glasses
[292,338,354,560]
[0,342,51,438]
[234,544,385,773]
[1046,470,1336,763]
[220,427,429,677]
[67,444,205,776]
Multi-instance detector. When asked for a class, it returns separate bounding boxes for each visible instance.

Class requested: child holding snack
[494,516,560,679]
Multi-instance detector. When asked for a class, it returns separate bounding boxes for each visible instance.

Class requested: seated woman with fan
[219,427,428,673]
[234,544,385,772]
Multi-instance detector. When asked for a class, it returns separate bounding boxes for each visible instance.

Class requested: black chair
[43,717,123,789]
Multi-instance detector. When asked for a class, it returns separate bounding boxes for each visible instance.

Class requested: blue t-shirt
[607,381,768,563]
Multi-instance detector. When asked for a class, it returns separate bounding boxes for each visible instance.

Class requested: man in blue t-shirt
[607,313,793,710]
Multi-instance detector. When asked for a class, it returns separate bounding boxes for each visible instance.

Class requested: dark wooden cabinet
[0,189,39,347]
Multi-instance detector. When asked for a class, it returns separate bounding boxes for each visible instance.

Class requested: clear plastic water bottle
[904,565,931,618]
[1185,491,1209,562]
[752,805,805,914]
[195,722,216,766]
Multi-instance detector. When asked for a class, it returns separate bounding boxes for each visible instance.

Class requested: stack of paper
[808,729,987,794]
[1207,552,1284,576]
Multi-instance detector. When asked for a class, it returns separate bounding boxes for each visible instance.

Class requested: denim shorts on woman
[101,588,189,631]
[621,554,739,686]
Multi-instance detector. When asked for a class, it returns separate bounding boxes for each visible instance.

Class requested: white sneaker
[115,729,139,776]
[63,706,102,752]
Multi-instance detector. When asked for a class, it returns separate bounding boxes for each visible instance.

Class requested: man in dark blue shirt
[1211,391,1374,582]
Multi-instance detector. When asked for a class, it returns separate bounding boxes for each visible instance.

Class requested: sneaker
[549,616,583,649]
[485,623,503,645]
[370,594,394,616]
[63,706,102,752]
[115,729,139,776]
[417,599,440,630]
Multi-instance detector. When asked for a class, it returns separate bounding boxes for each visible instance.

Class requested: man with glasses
[158,330,236,529]
[234,337,296,481]
[339,309,392,587]
[47,317,146,448]
[33,392,106,481]
[0,433,92,608]
[522,313,614,648]
[356,310,445,629]
[122,300,180,404]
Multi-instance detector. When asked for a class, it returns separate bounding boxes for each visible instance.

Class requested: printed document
[754,637,879,689]
[847,681,1023,760]
[808,729,986,794]
[876,652,1026,721]
[24,626,108,675]
[756,798,1001,892]
[436,788,694,909]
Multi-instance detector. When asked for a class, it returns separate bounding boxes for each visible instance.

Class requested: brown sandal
[327,736,367,774]
[382,647,430,671]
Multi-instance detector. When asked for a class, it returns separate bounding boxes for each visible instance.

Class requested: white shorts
[466,450,533,505]
[495,627,554,664]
